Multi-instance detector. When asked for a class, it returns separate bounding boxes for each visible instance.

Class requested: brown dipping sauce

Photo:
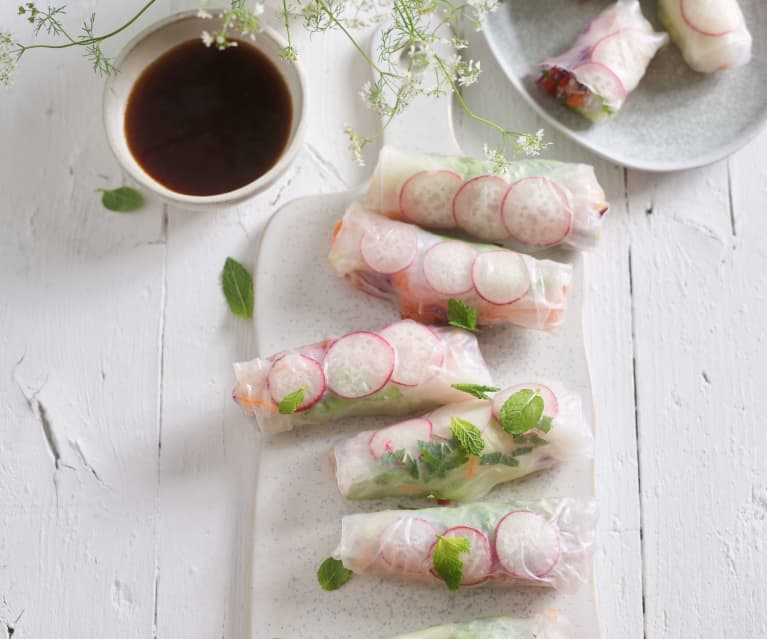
[125,39,292,196]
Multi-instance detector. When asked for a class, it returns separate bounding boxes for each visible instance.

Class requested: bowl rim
[102,9,308,206]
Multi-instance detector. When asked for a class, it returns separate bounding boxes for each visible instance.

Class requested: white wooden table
[1,2,765,638]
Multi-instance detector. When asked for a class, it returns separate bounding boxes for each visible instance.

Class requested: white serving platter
[248,22,599,639]
[483,0,767,171]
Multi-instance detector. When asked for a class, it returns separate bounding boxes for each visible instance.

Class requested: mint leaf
[447,298,478,332]
[99,186,143,212]
[539,415,553,433]
[499,389,544,435]
[317,557,352,591]
[221,257,254,319]
[479,452,519,467]
[450,417,485,457]
[417,439,468,480]
[278,387,305,414]
[432,535,471,591]
[451,383,500,400]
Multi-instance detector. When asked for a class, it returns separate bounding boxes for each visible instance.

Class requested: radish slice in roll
[502,177,573,247]
[380,517,438,575]
[495,510,561,578]
[471,251,530,305]
[423,241,476,296]
[267,353,326,411]
[379,320,445,386]
[400,170,462,229]
[325,331,395,399]
[452,175,510,241]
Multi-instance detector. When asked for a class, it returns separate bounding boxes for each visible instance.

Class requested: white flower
[252,2,265,16]
[516,129,548,157]
[197,8,213,19]
[201,30,213,47]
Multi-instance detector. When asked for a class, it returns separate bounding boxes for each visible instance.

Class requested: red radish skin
[590,29,651,91]
[266,353,327,412]
[399,170,463,228]
[452,175,510,241]
[680,0,740,36]
[324,331,395,399]
[491,383,559,422]
[471,251,530,306]
[422,241,477,296]
[494,510,561,579]
[501,178,574,247]
[360,224,419,275]
[379,320,445,386]
[368,418,433,459]
[429,526,493,586]
[379,517,439,575]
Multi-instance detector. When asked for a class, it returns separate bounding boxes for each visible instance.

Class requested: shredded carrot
[466,455,478,480]
[332,220,343,239]
[234,395,279,412]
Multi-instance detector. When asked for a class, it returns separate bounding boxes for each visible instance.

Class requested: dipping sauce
[125,39,292,196]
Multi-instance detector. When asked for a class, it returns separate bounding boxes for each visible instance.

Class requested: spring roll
[329,203,572,331]
[387,615,568,639]
[537,1,668,121]
[659,0,752,72]
[332,498,597,592]
[233,320,493,434]
[332,382,592,501]
[366,146,607,250]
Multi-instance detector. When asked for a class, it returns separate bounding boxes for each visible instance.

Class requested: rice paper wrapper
[366,146,607,251]
[386,613,570,639]
[329,203,573,332]
[333,499,597,593]
[233,320,493,434]
[658,0,752,73]
[538,0,668,120]
[332,381,593,501]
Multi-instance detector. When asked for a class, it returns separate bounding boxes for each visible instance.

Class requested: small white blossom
[197,8,213,19]
[201,30,213,47]
[0,32,16,88]
[252,2,265,16]
[516,128,548,157]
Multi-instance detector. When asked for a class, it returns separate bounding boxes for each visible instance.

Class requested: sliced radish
[491,383,559,422]
[429,526,493,586]
[369,418,433,459]
[399,170,462,229]
[380,517,438,575]
[452,175,510,241]
[266,353,326,411]
[360,222,418,275]
[423,241,477,295]
[680,0,741,36]
[495,510,561,578]
[591,29,653,92]
[324,332,395,399]
[501,177,573,247]
[378,320,445,386]
[471,251,530,305]
[571,62,627,107]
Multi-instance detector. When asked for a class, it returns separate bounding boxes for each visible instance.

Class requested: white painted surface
[0,2,765,639]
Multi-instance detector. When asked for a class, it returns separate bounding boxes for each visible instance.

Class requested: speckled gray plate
[483,0,767,171]
[250,189,598,639]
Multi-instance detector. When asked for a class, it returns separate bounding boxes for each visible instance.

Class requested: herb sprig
[2,1,548,166]
[431,534,470,591]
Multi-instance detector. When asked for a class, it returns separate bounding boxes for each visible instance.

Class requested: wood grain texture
[1,1,765,638]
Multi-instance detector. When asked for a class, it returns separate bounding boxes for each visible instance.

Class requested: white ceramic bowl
[103,11,307,208]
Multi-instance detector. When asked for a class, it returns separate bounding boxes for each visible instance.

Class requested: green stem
[17,0,159,53]
[282,0,293,51]
[315,0,393,78]
[433,53,526,139]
